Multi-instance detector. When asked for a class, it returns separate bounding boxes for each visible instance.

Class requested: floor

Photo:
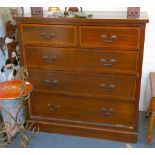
[3,112,155,148]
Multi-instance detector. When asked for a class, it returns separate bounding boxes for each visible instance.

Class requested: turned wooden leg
[146,100,153,117]
[146,108,151,117]
[147,111,155,145]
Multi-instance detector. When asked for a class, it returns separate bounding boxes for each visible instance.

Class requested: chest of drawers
[14,11,149,143]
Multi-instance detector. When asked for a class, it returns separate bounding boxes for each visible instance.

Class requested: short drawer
[28,70,136,99]
[80,26,140,50]
[24,47,138,74]
[21,24,76,47]
[30,92,134,128]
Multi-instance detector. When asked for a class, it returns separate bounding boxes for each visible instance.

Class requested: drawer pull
[100,34,117,43]
[100,83,115,91]
[40,33,55,40]
[44,79,59,86]
[100,58,116,67]
[48,104,60,111]
[100,108,114,115]
[42,55,56,63]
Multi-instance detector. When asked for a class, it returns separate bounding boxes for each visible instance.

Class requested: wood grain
[15,11,149,143]
[30,92,134,127]
[21,24,77,47]
[24,46,138,75]
[28,69,137,99]
[80,26,140,50]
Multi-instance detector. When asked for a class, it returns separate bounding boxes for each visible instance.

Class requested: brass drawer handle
[100,108,114,115]
[48,104,60,111]
[42,55,56,63]
[100,58,116,67]
[40,33,55,40]
[100,83,115,91]
[100,34,117,43]
[44,79,59,86]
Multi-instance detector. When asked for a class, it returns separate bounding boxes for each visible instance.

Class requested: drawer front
[21,24,76,46]
[28,70,136,98]
[80,26,140,50]
[30,92,134,127]
[24,47,138,74]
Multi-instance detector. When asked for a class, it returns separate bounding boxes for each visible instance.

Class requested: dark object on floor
[31,7,43,17]
[146,72,155,146]
[127,7,140,18]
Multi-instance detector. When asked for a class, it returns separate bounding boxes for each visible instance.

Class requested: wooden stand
[146,72,155,146]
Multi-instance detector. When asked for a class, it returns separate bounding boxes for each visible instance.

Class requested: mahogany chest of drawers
[14,11,149,143]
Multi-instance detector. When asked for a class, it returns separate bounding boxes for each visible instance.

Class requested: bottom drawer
[29,92,134,128]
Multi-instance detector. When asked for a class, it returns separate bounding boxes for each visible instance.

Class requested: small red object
[0,80,33,99]
[68,7,79,12]
[64,7,83,15]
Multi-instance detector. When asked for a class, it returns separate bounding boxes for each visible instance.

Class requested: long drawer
[80,26,140,50]
[21,24,77,47]
[29,92,134,128]
[24,47,138,74]
[28,70,136,99]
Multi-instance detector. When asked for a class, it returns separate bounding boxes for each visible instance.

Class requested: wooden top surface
[14,11,149,24]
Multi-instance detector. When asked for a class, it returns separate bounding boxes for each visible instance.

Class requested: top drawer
[80,26,140,50]
[21,24,77,47]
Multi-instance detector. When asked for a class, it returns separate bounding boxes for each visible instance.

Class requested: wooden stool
[146,72,155,146]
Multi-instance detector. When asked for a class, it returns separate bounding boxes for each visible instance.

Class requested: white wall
[139,7,155,111]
